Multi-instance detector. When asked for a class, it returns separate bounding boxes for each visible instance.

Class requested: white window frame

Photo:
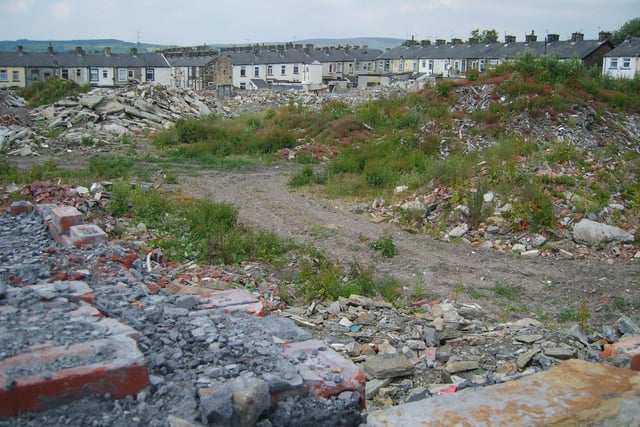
[12,70,20,81]
[267,65,273,76]
[90,68,99,82]
[61,69,69,79]
[293,64,299,74]
[281,65,286,75]
[622,58,631,69]
[254,66,259,77]
[118,69,128,82]
[0,70,7,82]
[146,67,154,81]
[609,58,618,69]
[240,66,246,77]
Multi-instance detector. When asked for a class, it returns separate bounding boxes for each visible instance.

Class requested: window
[31,70,39,81]
[0,70,7,82]
[622,58,631,69]
[329,64,333,73]
[128,70,134,79]
[61,69,69,79]
[240,82,246,89]
[76,68,81,77]
[337,63,342,73]
[348,63,353,73]
[293,64,299,74]
[384,60,390,72]
[281,65,286,75]
[399,59,404,72]
[12,70,19,81]
[118,69,128,82]
[90,68,99,81]
[146,68,154,81]
[103,70,108,78]
[240,66,246,77]
[428,60,434,71]
[609,58,618,69]
[254,66,259,77]
[267,65,273,76]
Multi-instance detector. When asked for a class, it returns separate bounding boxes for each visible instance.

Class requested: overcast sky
[1,0,638,46]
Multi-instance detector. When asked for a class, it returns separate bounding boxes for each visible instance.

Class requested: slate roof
[167,55,218,67]
[377,39,610,61]
[0,51,170,68]
[605,38,640,57]
[225,47,383,66]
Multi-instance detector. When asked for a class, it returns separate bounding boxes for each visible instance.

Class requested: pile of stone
[282,294,640,411]
[0,82,234,156]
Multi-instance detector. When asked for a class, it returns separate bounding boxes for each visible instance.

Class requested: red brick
[0,335,149,417]
[602,335,640,359]
[50,206,83,234]
[69,224,108,247]
[282,339,366,409]
[10,201,34,216]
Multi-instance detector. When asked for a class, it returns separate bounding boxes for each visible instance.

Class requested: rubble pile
[286,295,640,411]
[1,181,639,425]
[0,82,234,156]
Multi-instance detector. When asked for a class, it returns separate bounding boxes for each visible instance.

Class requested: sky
[0,0,638,46]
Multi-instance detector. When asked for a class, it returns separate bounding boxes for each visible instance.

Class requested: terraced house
[603,37,640,79]
[221,43,383,92]
[0,32,618,93]
[0,44,172,89]
[375,31,613,82]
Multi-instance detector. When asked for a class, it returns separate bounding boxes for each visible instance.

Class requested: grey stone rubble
[284,296,640,411]
[0,82,234,155]
[0,210,363,427]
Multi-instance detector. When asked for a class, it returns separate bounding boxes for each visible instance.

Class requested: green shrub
[18,77,90,107]
[369,233,397,258]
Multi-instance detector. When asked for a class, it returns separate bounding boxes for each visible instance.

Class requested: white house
[603,38,640,79]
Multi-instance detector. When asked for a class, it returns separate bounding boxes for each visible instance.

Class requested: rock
[517,348,541,369]
[229,377,270,427]
[79,95,105,109]
[543,347,576,360]
[615,315,640,336]
[573,219,634,245]
[199,387,234,426]
[447,223,468,238]
[405,340,426,351]
[348,294,393,308]
[362,355,415,379]
[366,378,392,399]
[514,334,543,344]
[400,200,425,211]
[444,360,480,374]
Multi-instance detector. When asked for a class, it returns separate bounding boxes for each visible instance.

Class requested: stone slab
[282,339,366,409]
[0,334,149,417]
[200,289,265,317]
[366,359,640,426]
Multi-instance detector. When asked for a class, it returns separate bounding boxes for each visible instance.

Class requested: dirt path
[174,164,640,325]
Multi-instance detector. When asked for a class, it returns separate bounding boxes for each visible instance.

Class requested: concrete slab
[69,224,108,247]
[366,359,640,426]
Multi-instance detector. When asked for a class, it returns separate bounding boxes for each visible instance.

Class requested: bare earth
[171,163,640,327]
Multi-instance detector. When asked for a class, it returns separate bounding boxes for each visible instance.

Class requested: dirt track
[173,164,640,326]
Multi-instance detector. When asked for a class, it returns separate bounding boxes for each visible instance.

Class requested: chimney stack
[571,32,584,42]
[547,34,560,43]
[525,31,537,43]
[104,47,111,56]
[48,43,54,55]
[75,46,83,56]
[487,35,498,43]
[435,39,446,46]
[17,45,24,55]
[130,47,138,56]
[420,39,431,46]
[451,38,463,45]
[598,31,612,42]
[505,35,516,43]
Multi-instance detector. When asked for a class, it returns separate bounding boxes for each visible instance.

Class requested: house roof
[224,46,383,66]
[377,39,611,61]
[167,55,218,67]
[0,50,170,68]
[605,38,640,57]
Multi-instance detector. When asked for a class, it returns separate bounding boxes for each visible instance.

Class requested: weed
[18,77,90,107]
[369,233,397,258]
[558,308,578,323]
[492,283,520,300]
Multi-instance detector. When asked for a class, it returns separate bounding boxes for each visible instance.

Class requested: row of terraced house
[1,31,638,95]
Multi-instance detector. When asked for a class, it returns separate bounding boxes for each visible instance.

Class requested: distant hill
[0,37,404,53]
[0,39,168,53]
